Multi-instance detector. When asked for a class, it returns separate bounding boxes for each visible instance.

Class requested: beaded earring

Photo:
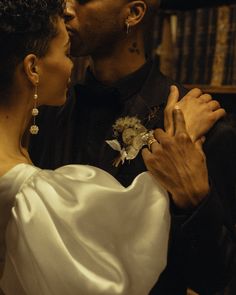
[126,20,130,35]
[30,83,39,135]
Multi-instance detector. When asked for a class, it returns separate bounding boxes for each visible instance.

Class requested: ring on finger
[147,137,157,150]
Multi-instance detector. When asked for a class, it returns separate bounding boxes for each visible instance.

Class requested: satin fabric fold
[0,164,170,295]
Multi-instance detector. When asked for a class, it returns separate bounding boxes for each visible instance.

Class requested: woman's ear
[23,54,40,85]
[126,1,147,27]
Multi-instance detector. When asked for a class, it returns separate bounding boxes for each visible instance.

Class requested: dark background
[161,0,236,10]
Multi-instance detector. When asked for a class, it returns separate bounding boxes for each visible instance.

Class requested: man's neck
[91,39,147,85]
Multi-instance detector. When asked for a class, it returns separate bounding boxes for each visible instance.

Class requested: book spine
[222,6,234,84]
[204,7,218,85]
[173,11,185,82]
[179,9,196,84]
[211,5,231,86]
[230,5,236,85]
[160,14,176,77]
[192,8,209,84]
[150,11,165,59]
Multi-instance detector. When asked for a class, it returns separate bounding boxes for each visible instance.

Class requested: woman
[0,1,170,294]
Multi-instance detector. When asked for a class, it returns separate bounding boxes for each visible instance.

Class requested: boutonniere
[106,116,154,167]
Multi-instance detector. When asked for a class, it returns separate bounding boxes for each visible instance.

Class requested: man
[30,0,236,294]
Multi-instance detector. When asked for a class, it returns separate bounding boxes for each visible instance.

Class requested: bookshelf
[153,0,236,106]
[149,0,236,115]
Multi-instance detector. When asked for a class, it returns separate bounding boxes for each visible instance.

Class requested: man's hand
[164,86,226,141]
[142,109,209,209]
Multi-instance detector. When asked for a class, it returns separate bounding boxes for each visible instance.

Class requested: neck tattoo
[128,42,141,55]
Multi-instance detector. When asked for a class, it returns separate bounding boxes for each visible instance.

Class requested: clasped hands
[142,86,226,209]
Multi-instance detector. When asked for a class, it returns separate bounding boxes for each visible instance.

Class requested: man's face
[64,0,127,57]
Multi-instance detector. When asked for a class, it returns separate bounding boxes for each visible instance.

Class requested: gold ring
[147,137,157,150]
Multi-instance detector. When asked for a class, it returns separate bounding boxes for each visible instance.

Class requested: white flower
[106,116,154,166]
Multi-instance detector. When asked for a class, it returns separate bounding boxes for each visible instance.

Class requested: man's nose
[63,1,75,22]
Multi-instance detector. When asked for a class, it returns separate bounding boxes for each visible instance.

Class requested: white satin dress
[0,163,170,295]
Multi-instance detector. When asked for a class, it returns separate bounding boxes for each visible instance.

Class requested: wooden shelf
[184,84,236,94]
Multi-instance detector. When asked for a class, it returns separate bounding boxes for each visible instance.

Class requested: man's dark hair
[0,0,64,97]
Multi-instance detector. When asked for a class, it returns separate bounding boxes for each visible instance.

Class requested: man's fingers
[195,137,206,156]
[142,147,154,167]
[164,85,179,135]
[142,147,152,158]
[154,128,169,143]
[149,140,161,153]
[173,107,187,135]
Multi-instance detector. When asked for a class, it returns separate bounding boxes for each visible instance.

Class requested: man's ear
[126,1,147,27]
[23,54,40,85]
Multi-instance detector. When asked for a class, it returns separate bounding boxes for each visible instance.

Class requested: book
[204,6,218,84]
[231,6,236,84]
[222,6,235,84]
[179,9,196,83]
[211,5,231,86]
[159,14,176,78]
[151,11,165,60]
[173,11,185,81]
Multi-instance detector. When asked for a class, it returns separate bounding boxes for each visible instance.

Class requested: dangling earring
[30,83,39,135]
[126,20,130,35]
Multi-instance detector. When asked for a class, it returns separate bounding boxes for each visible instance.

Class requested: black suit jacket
[30,56,236,295]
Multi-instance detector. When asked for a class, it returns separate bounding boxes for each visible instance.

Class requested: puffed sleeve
[1,165,170,295]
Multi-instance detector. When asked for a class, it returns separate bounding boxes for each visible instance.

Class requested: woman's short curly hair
[0,0,65,97]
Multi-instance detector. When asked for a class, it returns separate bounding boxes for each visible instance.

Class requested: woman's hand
[164,86,226,141]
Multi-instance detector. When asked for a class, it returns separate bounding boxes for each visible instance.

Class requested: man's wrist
[171,183,210,210]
